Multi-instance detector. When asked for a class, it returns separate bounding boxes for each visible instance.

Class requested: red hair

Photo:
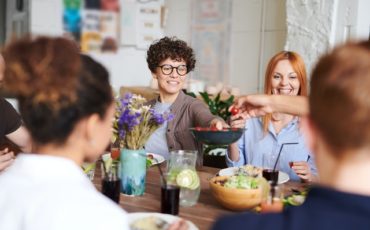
[262,51,308,133]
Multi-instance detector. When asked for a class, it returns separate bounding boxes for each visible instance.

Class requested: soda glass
[167,150,200,207]
[101,161,121,203]
[160,172,180,215]
[262,154,279,184]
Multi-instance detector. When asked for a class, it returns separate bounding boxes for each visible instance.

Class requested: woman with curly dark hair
[145,36,226,165]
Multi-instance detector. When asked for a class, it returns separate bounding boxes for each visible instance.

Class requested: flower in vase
[113,93,174,150]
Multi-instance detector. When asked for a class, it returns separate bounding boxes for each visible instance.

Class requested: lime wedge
[176,169,200,190]
[82,163,96,174]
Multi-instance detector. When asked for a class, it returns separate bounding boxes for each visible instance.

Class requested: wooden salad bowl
[209,175,265,211]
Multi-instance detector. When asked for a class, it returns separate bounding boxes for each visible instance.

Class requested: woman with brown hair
[227,51,316,182]
[0,36,129,229]
[145,36,226,165]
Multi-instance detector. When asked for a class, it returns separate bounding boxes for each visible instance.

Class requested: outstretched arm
[231,94,309,117]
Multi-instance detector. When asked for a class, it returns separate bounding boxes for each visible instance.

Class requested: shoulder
[212,212,284,230]
[0,98,13,110]
[0,98,19,115]
[178,92,202,105]
[55,189,128,229]
[245,118,263,131]
[172,92,207,111]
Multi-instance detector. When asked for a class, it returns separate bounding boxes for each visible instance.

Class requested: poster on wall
[120,0,164,49]
[120,0,136,45]
[191,0,232,84]
[63,0,120,53]
[63,0,82,42]
[81,10,119,52]
[63,0,164,51]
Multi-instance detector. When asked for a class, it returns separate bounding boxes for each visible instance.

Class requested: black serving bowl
[190,128,245,145]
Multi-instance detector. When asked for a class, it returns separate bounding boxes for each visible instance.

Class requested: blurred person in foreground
[0,54,31,172]
[0,36,128,229]
[213,40,370,229]
[145,36,226,165]
[0,36,187,230]
[227,51,316,182]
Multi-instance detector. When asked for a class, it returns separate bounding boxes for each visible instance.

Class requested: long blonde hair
[262,51,308,133]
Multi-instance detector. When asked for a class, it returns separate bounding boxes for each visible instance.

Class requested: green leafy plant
[199,92,234,121]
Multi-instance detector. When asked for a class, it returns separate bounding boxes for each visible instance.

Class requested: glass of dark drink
[160,173,180,215]
[101,161,121,203]
[262,154,280,184]
[262,169,279,183]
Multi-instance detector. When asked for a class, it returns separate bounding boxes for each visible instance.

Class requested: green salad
[224,175,260,189]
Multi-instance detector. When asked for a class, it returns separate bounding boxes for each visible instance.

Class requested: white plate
[128,212,198,230]
[218,166,290,184]
[147,153,165,166]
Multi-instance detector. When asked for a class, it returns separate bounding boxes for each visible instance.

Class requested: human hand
[0,148,15,172]
[290,161,312,183]
[210,118,229,130]
[230,95,273,118]
[167,219,189,230]
[229,113,248,129]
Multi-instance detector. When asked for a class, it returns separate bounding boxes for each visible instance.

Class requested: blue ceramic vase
[120,148,146,196]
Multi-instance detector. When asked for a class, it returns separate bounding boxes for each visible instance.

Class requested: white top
[0,154,129,230]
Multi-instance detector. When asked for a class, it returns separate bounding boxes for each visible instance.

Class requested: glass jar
[167,150,201,207]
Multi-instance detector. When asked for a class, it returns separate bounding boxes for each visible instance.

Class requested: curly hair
[146,36,196,74]
[3,36,113,145]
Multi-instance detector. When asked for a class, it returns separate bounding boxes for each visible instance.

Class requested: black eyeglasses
[158,64,188,76]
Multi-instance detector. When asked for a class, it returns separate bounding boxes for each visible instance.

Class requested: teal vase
[120,148,146,196]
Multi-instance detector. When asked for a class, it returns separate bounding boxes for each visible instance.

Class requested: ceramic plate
[218,166,290,184]
[147,153,165,166]
[128,212,198,230]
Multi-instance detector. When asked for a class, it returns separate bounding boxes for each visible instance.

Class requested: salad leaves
[224,175,260,189]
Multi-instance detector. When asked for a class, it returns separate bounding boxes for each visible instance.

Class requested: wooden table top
[93,165,305,230]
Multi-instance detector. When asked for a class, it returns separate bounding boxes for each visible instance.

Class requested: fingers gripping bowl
[189,127,245,145]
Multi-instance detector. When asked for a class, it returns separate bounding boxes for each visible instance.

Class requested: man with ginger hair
[212,40,370,229]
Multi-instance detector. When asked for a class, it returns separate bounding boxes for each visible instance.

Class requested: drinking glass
[110,141,120,160]
[260,184,284,213]
[82,162,96,181]
[160,172,180,215]
[262,154,279,183]
[167,150,200,207]
[101,161,121,203]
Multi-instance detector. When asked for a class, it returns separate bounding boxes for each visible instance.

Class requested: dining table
[93,164,306,230]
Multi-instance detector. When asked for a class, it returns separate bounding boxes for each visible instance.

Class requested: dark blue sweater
[212,186,370,230]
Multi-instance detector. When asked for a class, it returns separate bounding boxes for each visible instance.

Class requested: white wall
[29,0,287,95]
[166,0,287,94]
[28,0,370,95]
[285,0,370,77]
[31,0,152,93]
